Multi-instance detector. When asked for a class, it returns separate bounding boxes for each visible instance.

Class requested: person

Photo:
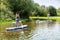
[47,13,50,20]
[47,13,52,22]
[15,12,20,27]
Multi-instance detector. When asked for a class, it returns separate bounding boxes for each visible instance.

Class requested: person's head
[48,13,50,16]
[16,11,20,17]
[16,12,19,14]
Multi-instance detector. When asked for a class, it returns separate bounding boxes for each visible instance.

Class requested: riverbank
[0,16,60,24]
[0,19,28,24]
[29,16,60,20]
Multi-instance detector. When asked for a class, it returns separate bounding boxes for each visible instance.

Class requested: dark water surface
[0,20,60,40]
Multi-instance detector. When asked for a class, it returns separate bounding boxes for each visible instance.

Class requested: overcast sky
[34,0,60,9]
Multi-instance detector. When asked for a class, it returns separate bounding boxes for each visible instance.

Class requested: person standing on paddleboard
[16,12,20,27]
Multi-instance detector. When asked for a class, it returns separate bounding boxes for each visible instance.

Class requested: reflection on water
[0,20,60,40]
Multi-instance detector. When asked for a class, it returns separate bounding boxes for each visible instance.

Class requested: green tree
[0,0,14,20]
[48,6,57,16]
[34,4,48,16]
[39,6,48,16]
[7,0,34,19]
[57,8,60,16]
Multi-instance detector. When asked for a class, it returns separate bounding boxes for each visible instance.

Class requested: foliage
[0,0,14,20]
[48,6,57,16]
[0,0,60,21]
[57,8,60,16]
[33,4,48,16]
[7,0,34,19]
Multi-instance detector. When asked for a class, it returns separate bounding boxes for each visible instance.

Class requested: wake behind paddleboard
[6,25,28,31]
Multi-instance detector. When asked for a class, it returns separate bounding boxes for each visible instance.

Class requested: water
[0,20,60,40]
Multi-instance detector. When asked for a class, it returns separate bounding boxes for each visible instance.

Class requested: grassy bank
[1,16,60,24]
[0,19,28,24]
[29,16,60,20]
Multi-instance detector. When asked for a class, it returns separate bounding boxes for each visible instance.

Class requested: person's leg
[16,17,19,27]
[16,21,18,27]
[16,20,20,27]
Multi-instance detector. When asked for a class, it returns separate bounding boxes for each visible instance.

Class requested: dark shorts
[16,17,19,22]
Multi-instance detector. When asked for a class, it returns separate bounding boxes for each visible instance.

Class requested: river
[0,20,60,40]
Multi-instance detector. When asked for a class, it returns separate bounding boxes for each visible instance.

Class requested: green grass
[0,20,15,24]
[29,16,60,20]
[1,16,60,24]
[0,19,28,24]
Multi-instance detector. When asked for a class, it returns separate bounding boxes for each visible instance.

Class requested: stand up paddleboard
[6,25,28,31]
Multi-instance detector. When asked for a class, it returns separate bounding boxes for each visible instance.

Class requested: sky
[34,0,60,9]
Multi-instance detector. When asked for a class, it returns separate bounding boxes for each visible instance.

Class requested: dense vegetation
[0,0,60,21]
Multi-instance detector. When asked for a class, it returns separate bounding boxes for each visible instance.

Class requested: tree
[48,6,57,16]
[0,0,14,20]
[34,4,48,16]
[7,0,34,19]
[57,8,60,16]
